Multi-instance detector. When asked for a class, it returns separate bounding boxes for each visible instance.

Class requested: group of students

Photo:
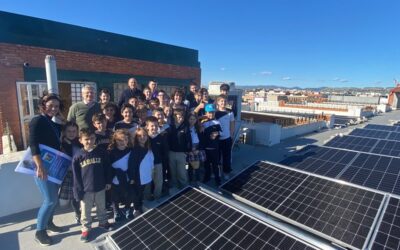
[57,81,236,243]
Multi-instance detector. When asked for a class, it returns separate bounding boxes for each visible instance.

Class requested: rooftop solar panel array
[324,135,378,153]
[371,197,400,250]
[281,146,357,178]
[282,146,400,196]
[371,140,400,158]
[349,128,391,140]
[110,188,318,250]
[364,124,400,132]
[221,161,385,250]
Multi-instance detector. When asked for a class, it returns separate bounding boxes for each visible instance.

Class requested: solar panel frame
[108,187,321,250]
[220,161,387,250]
[368,196,400,250]
[371,140,400,158]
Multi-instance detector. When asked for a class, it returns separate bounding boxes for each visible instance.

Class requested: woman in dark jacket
[29,93,65,246]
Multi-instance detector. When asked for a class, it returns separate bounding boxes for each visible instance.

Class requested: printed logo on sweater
[80,158,101,168]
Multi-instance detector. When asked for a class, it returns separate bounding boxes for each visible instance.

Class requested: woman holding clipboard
[29,93,65,246]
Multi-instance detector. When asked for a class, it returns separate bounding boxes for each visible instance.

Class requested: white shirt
[111,152,131,185]
[139,150,155,185]
[216,111,235,140]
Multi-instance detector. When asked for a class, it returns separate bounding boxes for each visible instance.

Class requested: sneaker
[35,230,52,246]
[99,222,114,231]
[125,208,134,220]
[80,231,89,243]
[47,222,65,233]
[114,212,124,223]
[75,214,81,225]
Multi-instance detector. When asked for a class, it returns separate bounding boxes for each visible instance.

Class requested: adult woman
[29,93,65,246]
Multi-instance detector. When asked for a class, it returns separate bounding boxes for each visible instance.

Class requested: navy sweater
[149,133,169,164]
[29,115,62,155]
[72,146,112,200]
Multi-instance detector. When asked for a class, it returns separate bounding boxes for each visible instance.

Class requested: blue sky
[1,0,399,88]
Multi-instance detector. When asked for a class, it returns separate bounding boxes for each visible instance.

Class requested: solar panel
[324,135,378,153]
[221,162,307,211]
[221,161,385,250]
[371,140,400,158]
[281,146,357,178]
[110,187,318,250]
[370,197,400,250]
[338,153,400,195]
[364,124,400,132]
[349,128,390,140]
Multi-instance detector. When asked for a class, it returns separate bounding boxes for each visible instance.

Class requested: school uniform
[95,129,113,151]
[127,146,154,213]
[148,132,168,199]
[168,121,192,188]
[72,146,112,232]
[202,119,222,185]
[114,120,138,133]
[215,110,235,174]
[109,147,131,219]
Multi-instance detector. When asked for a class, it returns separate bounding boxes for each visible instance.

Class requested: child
[103,102,119,130]
[201,104,222,186]
[168,109,192,189]
[92,113,113,151]
[186,112,206,183]
[215,95,235,176]
[108,129,132,221]
[136,107,149,127]
[128,96,138,109]
[148,98,160,112]
[145,117,168,200]
[127,128,154,217]
[163,105,172,125]
[114,104,138,133]
[59,121,82,224]
[72,128,114,242]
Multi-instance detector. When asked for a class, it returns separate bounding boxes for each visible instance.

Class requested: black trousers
[128,184,145,212]
[111,184,130,212]
[219,137,233,174]
[204,149,221,183]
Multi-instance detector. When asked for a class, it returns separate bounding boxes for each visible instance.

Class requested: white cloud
[333,77,349,83]
[282,77,291,80]
[340,79,349,83]
[220,67,226,71]
[260,71,272,76]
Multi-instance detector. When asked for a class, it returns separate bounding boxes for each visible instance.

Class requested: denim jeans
[34,177,59,231]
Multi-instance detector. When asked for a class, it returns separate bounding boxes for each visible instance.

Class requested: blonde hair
[132,127,151,149]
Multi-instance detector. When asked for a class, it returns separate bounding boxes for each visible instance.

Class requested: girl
[59,121,82,224]
[127,128,154,217]
[186,113,206,183]
[114,104,138,134]
[108,129,132,221]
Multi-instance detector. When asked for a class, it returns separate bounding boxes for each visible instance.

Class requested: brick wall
[0,42,201,152]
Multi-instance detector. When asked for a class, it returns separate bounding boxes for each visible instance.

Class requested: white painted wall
[280,121,327,140]
[0,151,42,217]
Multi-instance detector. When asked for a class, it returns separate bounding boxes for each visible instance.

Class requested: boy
[72,128,113,243]
[215,95,235,176]
[168,109,192,189]
[220,83,237,117]
[92,113,113,151]
[145,116,168,200]
[201,104,222,185]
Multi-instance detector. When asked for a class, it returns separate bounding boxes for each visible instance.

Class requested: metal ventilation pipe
[45,55,58,94]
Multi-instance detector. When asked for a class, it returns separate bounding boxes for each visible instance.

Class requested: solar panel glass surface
[349,129,390,140]
[110,188,317,250]
[324,136,378,153]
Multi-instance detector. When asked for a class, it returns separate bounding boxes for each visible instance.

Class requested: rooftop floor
[1,110,399,250]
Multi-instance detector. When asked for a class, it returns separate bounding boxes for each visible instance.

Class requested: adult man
[67,85,101,130]
[118,77,144,108]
